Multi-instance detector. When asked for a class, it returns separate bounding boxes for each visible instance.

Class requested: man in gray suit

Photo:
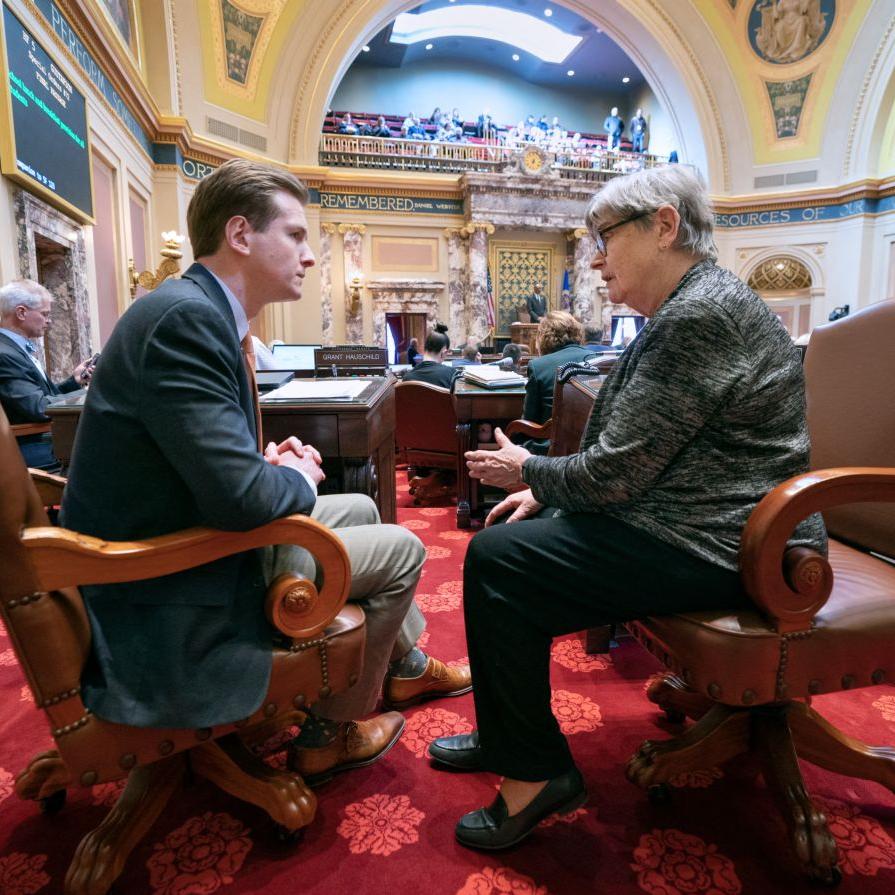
[61,159,470,784]
[0,279,95,469]
[526,283,547,323]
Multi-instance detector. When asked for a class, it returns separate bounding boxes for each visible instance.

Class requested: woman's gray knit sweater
[522,259,827,571]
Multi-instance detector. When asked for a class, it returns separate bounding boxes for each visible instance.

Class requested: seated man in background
[0,279,95,469]
[583,325,614,352]
[454,344,483,367]
[521,311,594,454]
[60,159,470,785]
[403,329,459,389]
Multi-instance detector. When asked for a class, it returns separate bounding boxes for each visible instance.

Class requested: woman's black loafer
[428,731,483,771]
[455,768,587,850]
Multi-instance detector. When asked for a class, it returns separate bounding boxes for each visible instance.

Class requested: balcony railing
[318,134,670,180]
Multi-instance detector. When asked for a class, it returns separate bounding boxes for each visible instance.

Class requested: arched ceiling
[174,0,892,188]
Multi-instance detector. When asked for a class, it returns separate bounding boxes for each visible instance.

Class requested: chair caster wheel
[274,824,305,845]
[647,784,671,804]
[40,789,66,814]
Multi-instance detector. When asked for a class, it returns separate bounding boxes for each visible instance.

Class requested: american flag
[485,263,495,332]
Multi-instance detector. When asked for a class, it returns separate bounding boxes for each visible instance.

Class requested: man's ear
[223,215,251,256]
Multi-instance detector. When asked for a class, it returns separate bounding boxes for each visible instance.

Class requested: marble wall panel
[445,229,469,345]
[320,224,336,343]
[14,189,91,380]
[340,226,365,344]
[573,232,602,325]
[466,228,490,343]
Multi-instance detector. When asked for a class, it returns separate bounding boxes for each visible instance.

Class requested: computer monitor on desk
[270,343,322,376]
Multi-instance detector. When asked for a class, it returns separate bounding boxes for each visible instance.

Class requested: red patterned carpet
[1,475,894,894]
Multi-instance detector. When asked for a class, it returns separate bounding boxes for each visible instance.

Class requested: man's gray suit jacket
[60,263,315,728]
[0,332,78,423]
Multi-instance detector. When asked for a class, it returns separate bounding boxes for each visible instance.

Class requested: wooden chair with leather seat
[0,405,366,895]
[395,380,458,504]
[625,300,895,884]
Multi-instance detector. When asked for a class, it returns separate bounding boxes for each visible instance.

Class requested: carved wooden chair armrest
[28,469,67,507]
[505,418,552,441]
[22,514,351,640]
[10,422,51,438]
[739,467,895,633]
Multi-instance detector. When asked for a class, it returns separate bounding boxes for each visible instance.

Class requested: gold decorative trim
[460,222,495,236]
[337,223,367,235]
[843,13,895,177]
[170,0,184,114]
[318,184,463,201]
[566,228,589,241]
[289,0,363,161]
[17,0,156,157]
[643,0,730,191]
[320,223,338,235]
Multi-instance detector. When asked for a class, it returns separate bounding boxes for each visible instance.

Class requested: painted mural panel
[749,0,834,64]
[221,0,264,85]
[766,74,812,138]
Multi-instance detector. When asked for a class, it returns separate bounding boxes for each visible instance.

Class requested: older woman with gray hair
[427,164,827,849]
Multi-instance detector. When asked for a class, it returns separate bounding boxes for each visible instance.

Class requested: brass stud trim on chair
[80,770,98,786]
[195,728,212,741]
[37,686,81,708]
[841,674,855,689]
[292,694,306,708]
[5,592,45,609]
[741,689,756,705]
[708,683,722,699]
[264,703,277,718]
[318,642,330,688]
[158,740,174,756]
[318,685,331,698]
[808,679,823,694]
[119,753,137,770]
[53,712,92,738]
[872,669,886,684]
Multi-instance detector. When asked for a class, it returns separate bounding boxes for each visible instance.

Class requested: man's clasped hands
[264,436,326,486]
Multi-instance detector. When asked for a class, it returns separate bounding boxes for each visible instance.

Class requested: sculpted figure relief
[753,0,830,64]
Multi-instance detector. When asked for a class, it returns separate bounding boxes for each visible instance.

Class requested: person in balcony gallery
[428,164,825,850]
[630,108,648,154]
[604,107,624,151]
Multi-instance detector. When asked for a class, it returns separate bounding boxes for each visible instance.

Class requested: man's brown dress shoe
[383,656,472,710]
[288,711,405,785]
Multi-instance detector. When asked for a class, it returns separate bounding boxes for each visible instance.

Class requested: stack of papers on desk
[261,380,369,401]
[462,366,527,389]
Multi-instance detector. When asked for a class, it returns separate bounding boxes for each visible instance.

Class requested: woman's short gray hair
[0,279,50,317]
[585,165,717,261]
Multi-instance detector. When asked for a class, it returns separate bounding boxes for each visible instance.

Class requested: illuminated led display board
[0,4,93,221]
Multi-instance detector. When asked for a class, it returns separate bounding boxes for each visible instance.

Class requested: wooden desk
[451,379,526,528]
[46,377,397,524]
[509,322,539,355]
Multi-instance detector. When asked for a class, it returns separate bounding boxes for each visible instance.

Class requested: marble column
[462,221,494,344]
[444,228,469,345]
[320,224,337,344]
[14,189,91,379]
[570,228,602,326]
[339,223,366,344]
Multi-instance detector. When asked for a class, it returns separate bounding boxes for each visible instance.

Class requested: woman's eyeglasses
[594,212,651,254]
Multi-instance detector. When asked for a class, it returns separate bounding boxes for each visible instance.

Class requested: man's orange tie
[240,333,264,452]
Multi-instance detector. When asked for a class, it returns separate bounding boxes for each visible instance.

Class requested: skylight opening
[391,6,582,64]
